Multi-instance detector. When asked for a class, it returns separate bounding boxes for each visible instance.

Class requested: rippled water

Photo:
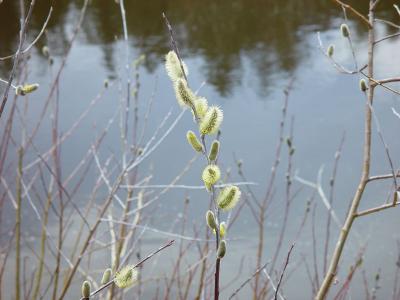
[1,1,400,299]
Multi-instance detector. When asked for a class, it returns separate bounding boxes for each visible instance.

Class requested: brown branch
[368,172,400,183]
[228,261,269,299]
[331,0,372,28]
[371,77,400,86]
[274,244,295,300]
[0,0,36,119]
[355,198,400,217]
[84,240,174,299]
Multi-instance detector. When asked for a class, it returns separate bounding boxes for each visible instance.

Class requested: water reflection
[0,0,397,95]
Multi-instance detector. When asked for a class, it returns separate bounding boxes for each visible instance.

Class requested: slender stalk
[316,2,376,298]
[15,147,24,300]
[31,192,52,300]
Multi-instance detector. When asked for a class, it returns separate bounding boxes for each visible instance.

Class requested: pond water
[1,1,400,299]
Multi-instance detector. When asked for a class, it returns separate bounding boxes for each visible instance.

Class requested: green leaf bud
[174,78,196,108]
[186,130,203,152]
[101,268,112,285]
[115,266,138,289]
[217,240,226,258]
[165,50,188,82]
[81,280,91,299]
[327,44,334,57]
[15,83,39,96]
[199,106,223,135]
[206,210,217,230]
[209,140,220,161]
[340,24,350,38]
[202,164,221,186]
[359,79,368,92]
[217,185,241,211]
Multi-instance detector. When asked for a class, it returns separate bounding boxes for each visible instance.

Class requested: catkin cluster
[165,50,241,260]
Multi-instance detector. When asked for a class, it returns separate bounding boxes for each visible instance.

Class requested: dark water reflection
[1,0,400,299]
[0,0,397,95]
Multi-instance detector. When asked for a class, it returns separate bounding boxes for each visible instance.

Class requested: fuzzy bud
[217,185,241,211]
[199,106,223,135]
[174,79,195,108]
[327,44,334,57]
[217,240,227,258]
[101,268,112,285]
[194,97,208,120]
[186,130,203,152]
[286,137,292,148]
[114,266,138,289]
[15,83,39,96]
[219,222,227,238]
[42,46,49,58]
[340,24,350,38]
[81,281,91,299]
[206,210,217,230]
[165,50,188,82]
[202,164,221,186]
[209,140,220,161]
[359,79,368,92]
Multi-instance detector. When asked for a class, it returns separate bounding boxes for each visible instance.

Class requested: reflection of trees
[0,0,397,95]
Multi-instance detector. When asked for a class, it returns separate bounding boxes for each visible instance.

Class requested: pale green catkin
[217,240,226,258]
[219,222,227,238]
[206,210,217,230]
[114,266,138,289]
[199,106,223,135]
[202,164,221,186]
[174,78,196,108]
[101,268,112,285]
[194,97,208,120]
[209,140,220,161]
[359,79,368,92]
[217,185,241,211]
[327,44,334,57]
[15,83,39,96]
[340,24,350,38]
[186,130,203,152]
[165,50,188,82]
[81,281,91,298]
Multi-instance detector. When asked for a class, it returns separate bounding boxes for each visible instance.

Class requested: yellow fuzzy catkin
[219,222,227,238]
[174,79,196,108]
[206,210,217,230]
[114,266,138,289]
[209,140,220,161]
[15,83,39,96]
[101,268,112,285]
[217,240,226,258]
[202,164,221,186]
[199,106,223,135]
[213,221,227,237]
[165,50,188,82]
[81,281,91,298]
[194,97,208,120]
[217,185,241,211]
[186,130,203,152]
